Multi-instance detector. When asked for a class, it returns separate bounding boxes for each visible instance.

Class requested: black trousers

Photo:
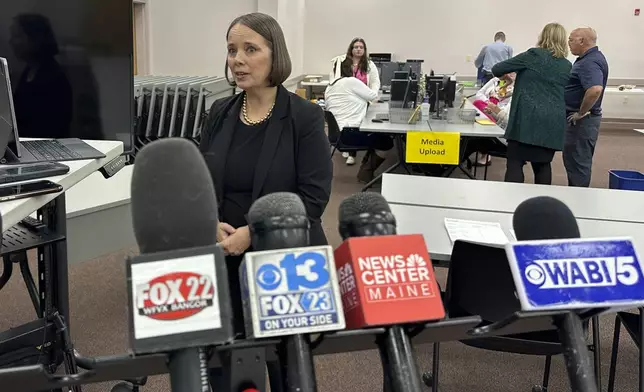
[343,130,394,158]
[482,71,495,85]
[505,159,552,185]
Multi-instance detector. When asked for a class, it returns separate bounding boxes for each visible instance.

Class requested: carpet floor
[1,128,643,392]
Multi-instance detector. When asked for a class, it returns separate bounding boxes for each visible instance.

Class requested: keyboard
[21,140,83,161]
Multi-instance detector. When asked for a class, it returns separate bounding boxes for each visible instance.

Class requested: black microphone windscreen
[513,196,580,241]
[247,192,306,225]
[131,138,218,254]
[338,192,391,224]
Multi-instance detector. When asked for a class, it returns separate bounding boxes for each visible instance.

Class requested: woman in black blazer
[201,13,332,389]
[200,11,332,259]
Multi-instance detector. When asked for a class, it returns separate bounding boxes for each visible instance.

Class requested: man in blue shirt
[563,27,609,187]
[475,32,513,84]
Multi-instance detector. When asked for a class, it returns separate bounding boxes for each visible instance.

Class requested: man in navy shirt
[563,27,609,187]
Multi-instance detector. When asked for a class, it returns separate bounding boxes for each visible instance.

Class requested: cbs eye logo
[255,251,329,292]
[524,264,546,286]
[256,264,283,291]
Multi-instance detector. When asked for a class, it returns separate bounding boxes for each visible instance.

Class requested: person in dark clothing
[199,13,332,392]
[492,23,572,185]
[9,13,72,139]
[563,27,608,187]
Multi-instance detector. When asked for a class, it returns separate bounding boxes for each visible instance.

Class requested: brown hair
[344,37,369,74]
[225,13,292,87]
[537,22,569,58]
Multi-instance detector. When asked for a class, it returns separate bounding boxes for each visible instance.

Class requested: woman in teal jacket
[492,22,572,185]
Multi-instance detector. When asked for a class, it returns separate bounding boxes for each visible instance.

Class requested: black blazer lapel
[251,86,290,201]
[211,94,243,202]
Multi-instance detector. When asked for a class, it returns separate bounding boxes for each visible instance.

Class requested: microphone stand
[168,347,208,392]
[252,220,319,392]
[341,219,424,392]
[382,326,423,392]
[282,334,317,392]
[554,312,598,392]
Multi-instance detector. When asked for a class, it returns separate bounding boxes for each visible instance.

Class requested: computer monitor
[426,75,457,114]
[0,0,135,153]
[390,79,407,102]
[370,53,392,62]
[390,78,418,109]
[404,61,423,79]
[378,62,407,91]
[394,71,409,80]
[378,62,396,90]
[442,78,457,107]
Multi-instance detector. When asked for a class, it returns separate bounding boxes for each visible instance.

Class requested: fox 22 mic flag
[506,237,644,311]
[240,245,345,339]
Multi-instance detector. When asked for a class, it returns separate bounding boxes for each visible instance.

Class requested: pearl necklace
[242,93,275,125]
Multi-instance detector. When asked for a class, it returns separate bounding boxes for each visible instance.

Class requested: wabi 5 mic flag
[507,196,644,392]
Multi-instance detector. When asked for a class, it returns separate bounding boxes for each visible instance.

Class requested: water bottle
[421,94,430,120]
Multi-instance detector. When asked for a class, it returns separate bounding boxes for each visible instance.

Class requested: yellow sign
[405,131,461,165]
[476,118,496,126]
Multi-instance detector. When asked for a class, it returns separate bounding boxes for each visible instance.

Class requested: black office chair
[607,309,643,392]
[424,241,595,392]
[324,110,370,158]
[471,138,508,180]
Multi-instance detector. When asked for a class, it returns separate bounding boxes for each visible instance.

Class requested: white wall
[278,0,306,77]
[146,0,306,80]
[147,0,256,75]
[303,0,644,79]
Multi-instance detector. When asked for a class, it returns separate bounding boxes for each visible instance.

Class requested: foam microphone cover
[247,192,307,226]
[247,192,309,250]
[131,138,218,254]
[338,192,396,239]
[338,192,392,223]
[513,196,580,241]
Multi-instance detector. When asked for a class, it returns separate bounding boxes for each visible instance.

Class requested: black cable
[20,258,40,314]
[0,256,13,292]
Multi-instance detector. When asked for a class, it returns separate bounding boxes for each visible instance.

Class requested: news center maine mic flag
[240,246,345,339]
[335,233,445,327]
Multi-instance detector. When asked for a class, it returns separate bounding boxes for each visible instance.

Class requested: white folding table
[381,173,644,261]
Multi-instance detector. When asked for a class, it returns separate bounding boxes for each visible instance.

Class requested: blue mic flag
[506,237,644,311]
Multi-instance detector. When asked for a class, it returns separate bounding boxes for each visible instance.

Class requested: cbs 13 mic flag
[240,245,346,339]
[505,237,644,312]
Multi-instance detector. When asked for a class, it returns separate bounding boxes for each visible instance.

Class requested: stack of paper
[444,218,510,246]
